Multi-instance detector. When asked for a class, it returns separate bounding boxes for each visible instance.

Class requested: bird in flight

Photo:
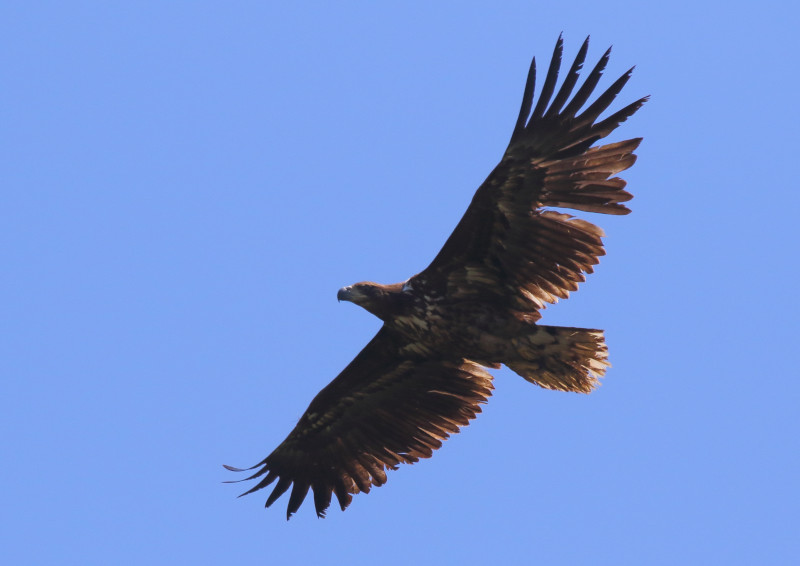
[226,35,647,519]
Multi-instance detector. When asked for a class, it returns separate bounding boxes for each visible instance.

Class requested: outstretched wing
[414,36,647,316]
[226,327,494,519]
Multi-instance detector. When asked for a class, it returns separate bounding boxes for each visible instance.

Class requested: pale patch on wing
[400,341,434,357]
[446,263,500,296]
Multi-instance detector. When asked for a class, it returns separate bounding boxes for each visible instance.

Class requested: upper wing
[226,327,494,519]
[414,36,647,315]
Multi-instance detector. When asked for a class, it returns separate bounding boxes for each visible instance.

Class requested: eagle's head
[337,281,405,321]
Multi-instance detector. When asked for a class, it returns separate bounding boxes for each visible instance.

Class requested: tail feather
[505,325,609,393]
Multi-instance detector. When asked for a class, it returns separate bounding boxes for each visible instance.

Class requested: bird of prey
[226,35,647,519]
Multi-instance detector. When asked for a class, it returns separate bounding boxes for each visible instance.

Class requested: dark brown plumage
[226,35,647,519]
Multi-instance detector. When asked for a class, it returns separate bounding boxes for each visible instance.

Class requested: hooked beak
[337,286,352,302]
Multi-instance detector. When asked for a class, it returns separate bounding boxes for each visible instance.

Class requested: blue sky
[3,1,798,564]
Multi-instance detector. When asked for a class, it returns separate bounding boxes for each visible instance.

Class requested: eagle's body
[227,36,647,519]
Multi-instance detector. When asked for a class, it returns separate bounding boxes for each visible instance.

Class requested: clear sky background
[3,2,798,564]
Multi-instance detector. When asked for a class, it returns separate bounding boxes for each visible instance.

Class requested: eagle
[226,35,647,519]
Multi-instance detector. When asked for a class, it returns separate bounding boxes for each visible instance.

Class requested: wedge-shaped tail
[505,325,610,393]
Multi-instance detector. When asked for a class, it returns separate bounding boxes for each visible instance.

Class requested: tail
[505,325,609,393]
